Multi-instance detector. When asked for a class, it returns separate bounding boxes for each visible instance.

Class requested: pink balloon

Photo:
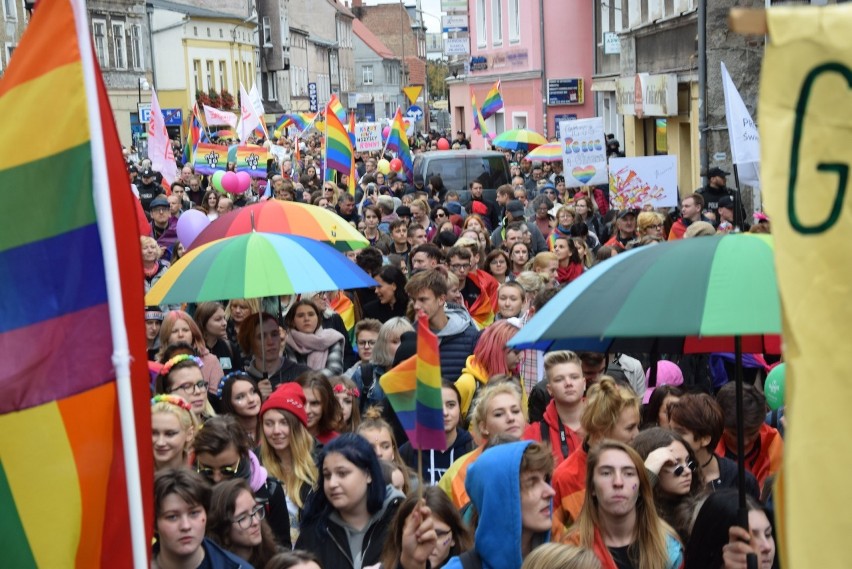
[437,138,450,150]
[176,209,210,248]
[234,171,252,194]
[221,171,240,194]
[382,126,391,140]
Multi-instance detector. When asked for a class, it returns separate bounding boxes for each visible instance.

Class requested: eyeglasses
[197,457,241,481]
[449,263,470,272]
[435,212,447,218]
[232,503,266,529]
[169,379,209,395]
[667,460,697,477]
[357,339,376,347]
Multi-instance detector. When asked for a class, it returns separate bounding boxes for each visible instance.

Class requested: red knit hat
[260,383,308,426]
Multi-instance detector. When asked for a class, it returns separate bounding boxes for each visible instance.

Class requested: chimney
[352,0,362,6]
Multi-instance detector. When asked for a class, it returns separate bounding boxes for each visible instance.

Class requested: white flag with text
[147,88,178,184]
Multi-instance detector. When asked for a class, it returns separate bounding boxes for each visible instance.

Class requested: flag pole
[75,0,147,565]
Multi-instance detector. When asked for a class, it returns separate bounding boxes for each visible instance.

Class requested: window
[193,60,202,93]
[264,71,278,100]
[476,0,486,48]
[362,65,373,85]
[219,61,227,92]
[5,42,15,63]
[92,20,107,67]
[262,16,272,45]
[492,0,502,46]
[509,0,520,43]
[112,22,126,69]
[193,26,198,37]
[219,29,223,38]
[206,61,214,91]
[3,0,16,20]
[130,24,143,69]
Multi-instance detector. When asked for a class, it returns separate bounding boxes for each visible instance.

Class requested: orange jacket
[715,423,783,493]
[522,400,582,467]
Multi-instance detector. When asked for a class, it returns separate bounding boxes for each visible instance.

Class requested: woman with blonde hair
[636,211,666,240]
[158,310,224,392]
[151,394,199,471]
[564,441,683,569]
[551,377,641,538]
[438,382,527,510]
[258,382,319,545]
[521,543,602,569]
[358,316,415,409]
[141,235,170,301]
[225,297,260,348]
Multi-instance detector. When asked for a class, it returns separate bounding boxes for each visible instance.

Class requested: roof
[309,34,337,48]
[406,56,426,85]
[352,18,396,60]
[148,0,246,20]
[328,0,355,18]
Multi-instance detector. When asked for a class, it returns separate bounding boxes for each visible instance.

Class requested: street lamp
[138,77,149,103]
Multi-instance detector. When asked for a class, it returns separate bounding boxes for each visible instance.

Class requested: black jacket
[713,454,761,500]
[399,428,475,486]
[245,358,311,389]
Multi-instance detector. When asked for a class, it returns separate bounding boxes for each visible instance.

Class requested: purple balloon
[234,171,252,194]
[176,209,210,249]
[382,126,390,140]
[221,171,240,194]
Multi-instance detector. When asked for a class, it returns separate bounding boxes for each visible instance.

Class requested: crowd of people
[139,128,781,569]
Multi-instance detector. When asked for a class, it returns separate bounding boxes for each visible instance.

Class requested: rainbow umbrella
[188,200,369,252]
[491,128,548,151]
[522,142,563,162]
[145,232,377,306]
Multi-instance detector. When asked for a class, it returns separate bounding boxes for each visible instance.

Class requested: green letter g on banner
[788,63,851,235]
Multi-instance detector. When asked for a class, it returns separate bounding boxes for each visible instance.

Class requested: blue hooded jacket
[444,440,550,569]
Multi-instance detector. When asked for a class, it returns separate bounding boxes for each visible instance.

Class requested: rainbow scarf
[379,313,447,450]
[480,79,503,120]
[385,108,413,181]
[0,0,153,565]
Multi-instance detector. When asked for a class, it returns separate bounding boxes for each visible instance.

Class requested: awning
[591,78,617,92]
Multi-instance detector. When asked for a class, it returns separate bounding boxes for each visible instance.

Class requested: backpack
[459,549,483,569]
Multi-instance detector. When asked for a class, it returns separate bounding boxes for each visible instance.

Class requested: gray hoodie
[329,484,405,569]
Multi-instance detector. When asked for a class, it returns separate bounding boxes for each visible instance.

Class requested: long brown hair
[570,441,678,569]
[206,479,278,567]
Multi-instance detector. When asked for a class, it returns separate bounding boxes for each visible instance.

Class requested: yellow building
[150,0,257,135]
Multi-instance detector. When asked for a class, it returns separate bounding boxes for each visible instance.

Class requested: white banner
[203,104,238,128]
[608,155,678,209]
[237,84,262,143]
[355,122,382,152]
[147,88,178,185]
[721,62,761,165]
[559,117,608,188]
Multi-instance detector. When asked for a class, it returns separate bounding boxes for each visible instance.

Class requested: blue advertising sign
[162,108,183,127]
[308,82,318,112]
[547,78,584,106]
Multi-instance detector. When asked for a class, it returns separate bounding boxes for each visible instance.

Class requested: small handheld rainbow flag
[380,313,447,451]
[385,108,413,181]
[328,93,348,125]
[324,101,353,178]
[480,80,503,120]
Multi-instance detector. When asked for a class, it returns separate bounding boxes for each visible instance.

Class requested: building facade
[256,0,291,116]
[149,0,256,132]
[352,18,402,121]
[446,0,594,144]
[87,0,152,148]
[1,0,30,76]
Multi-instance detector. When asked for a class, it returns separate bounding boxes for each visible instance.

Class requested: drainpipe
[592,1,599,118]
[698,0,708,184]
[539,0,547,136]
[146,2,157,89]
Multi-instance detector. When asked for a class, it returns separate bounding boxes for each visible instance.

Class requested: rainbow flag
[193,142,229,175]
[385,108,413,181]
[466,270,498,329]
[471,89,490,140]
[379,314,447,450]
[347,112,357,195]
[324,100,353,177]
[214,128,236,140]
[182,105,203,165]
[328,93,347,125]
[480,80,503,120]
[329,292,356,344]
[235,145,268,179]
[0,0,153,565]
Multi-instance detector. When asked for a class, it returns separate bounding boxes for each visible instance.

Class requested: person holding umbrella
[238,312,311,399]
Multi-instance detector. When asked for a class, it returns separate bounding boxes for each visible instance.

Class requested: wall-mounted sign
[444,37,470,56]
[441,0,467,12]
[604,32,620,54]
[507,49,528,67]
[442,14,468,33]
[308,82,318,112]
[615,73,678,117]
[470,56,488,72]
[547,78,584,106]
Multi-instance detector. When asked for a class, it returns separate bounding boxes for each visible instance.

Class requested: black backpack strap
[459,549,483,569]
[539,420,550,445]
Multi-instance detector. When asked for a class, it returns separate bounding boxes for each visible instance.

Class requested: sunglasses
[669,460,697,477]
[196,457,241,480]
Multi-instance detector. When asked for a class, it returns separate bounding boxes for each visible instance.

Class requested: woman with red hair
[454,319,522,420]
[157,309,224,394]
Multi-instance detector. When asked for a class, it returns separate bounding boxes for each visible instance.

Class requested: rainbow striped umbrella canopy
[523,142,563,162]
[510,233,781,353]
[491,128,548,151]
[188,200,369,252]
[146,232,377,305]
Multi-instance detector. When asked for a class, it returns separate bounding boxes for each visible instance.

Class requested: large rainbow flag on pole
[0,0,153,566]
[379,313,447,450]
[480,79,503,120]
[385,107,414,181]
[328,93,348,125]
[324,100,353,181]
[182,103,203,165]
